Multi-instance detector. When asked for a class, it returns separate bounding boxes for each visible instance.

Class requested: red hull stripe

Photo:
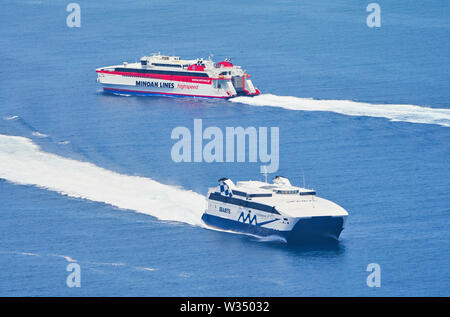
[103,87,228,99]
[97,70,216,84]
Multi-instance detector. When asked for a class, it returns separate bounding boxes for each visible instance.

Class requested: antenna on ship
[301,169,306,188]
[262,166,268,183]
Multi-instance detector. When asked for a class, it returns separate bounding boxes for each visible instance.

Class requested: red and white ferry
[96,53,261,99]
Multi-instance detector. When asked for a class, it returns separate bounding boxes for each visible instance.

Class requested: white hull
[98,75,232,98]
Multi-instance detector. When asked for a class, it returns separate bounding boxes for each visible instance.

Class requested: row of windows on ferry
[114,67,209,77]
[141,60,207,68]
[141,60,191,68]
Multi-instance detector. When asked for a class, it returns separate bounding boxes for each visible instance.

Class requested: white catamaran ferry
[96,53,260,99]
[202,176,348,243]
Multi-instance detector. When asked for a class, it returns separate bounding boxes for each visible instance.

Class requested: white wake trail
[0,134,205,226]
[230,94,450,127]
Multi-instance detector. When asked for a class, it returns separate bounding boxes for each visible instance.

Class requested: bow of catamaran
[202,176,348,244]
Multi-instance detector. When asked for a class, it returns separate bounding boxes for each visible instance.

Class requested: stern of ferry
[214,59,261,98]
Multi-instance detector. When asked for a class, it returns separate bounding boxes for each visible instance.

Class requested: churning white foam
[51,254,78,262]
[230,94,450,127]
[0,134,205,226]
[31,131,48,138]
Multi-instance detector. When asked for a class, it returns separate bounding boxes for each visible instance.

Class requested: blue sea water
[1,0,449,296]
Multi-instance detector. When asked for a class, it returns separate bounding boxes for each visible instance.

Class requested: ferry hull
[201,213,345,244]
[100,82,231,99]
[102,86,229,99]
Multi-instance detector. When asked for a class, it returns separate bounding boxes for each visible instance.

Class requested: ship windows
[151,63,183,68]
[114,67,209,77]
[299,191,316,196]
[275,190,299,194]
[208,192,280,215]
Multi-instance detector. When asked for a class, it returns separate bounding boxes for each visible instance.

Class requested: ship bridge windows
[299,191,316,196]
[231,190,272,198]
[151,63,183,68]
[275,190,299,194]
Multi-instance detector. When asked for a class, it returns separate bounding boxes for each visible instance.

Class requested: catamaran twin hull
[96,54,260,99]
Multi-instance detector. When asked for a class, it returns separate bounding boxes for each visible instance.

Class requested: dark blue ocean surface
[0,0,449,296]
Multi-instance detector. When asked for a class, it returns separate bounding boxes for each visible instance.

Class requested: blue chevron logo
[238,212,279,226]
[238,212,258,225]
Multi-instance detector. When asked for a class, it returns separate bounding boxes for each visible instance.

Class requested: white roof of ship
[214,177,348,218]
[139,53,214,68]
[97,53,247,77]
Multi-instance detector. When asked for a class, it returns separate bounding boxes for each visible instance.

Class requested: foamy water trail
[1,251,158,272]
[31,131,48,138]
[230,94,450,127]
[0,134,205,226]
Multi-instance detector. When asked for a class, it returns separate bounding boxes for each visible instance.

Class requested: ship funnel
[218,178,235,197]
[218,178,235,189]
